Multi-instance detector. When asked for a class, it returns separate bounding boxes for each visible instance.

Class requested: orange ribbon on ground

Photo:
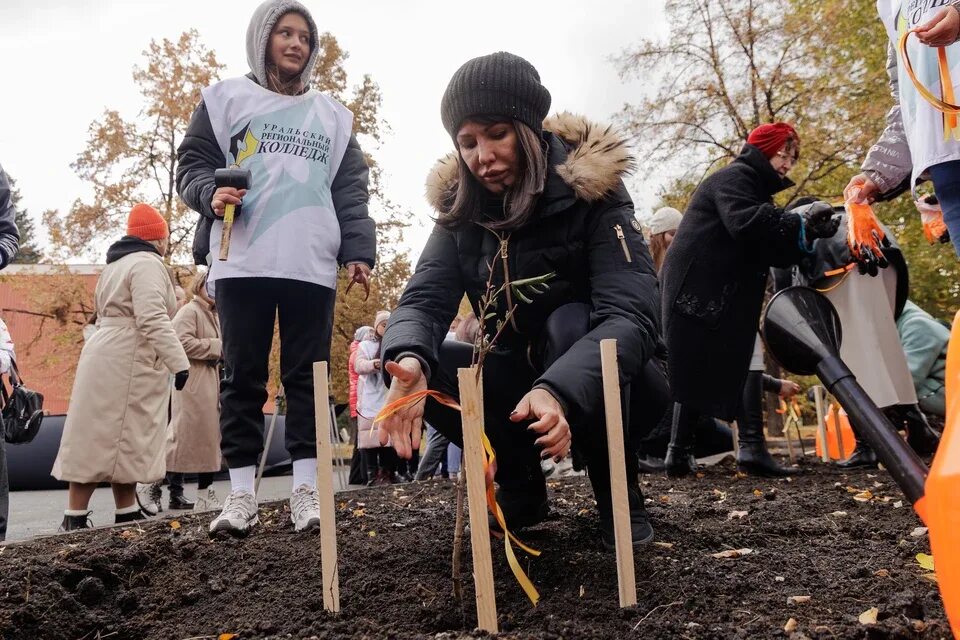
[373,390,542,605]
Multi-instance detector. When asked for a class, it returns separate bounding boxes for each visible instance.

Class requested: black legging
[421,303,660,491]
[167,472,216,490]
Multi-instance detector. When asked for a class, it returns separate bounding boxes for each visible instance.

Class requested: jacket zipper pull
[614,224,633,263]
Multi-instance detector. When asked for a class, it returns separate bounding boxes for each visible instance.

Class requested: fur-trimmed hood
[424,112,635,214]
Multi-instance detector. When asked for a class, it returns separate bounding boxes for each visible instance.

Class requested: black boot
[664,403,698,478]
[168,486,196,510]
[493,473,549,531]
[735,372,791,477]
[636,453,665,474]
[60,512,93,531]
[115,509,146,525]
[588,463,654,549]
[836,441,878,469]
[894,405,941,456]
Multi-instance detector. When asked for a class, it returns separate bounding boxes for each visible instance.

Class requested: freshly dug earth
[0,459,951,639]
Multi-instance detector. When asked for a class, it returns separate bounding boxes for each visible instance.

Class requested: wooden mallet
[215,167,251,261]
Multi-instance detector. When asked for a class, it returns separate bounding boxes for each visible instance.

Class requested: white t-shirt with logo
[878,0,960,185]
[202,76,354,289]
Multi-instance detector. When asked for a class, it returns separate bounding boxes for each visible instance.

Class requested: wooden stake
[313,362,340,614]
[813,386,829,462]
[599,340,638,608]
[457,367,498,633]
[784,414,797,464]
[831,402,845,461]
[731,421,740,460]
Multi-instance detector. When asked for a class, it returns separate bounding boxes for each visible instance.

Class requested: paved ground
[4,470,359,543]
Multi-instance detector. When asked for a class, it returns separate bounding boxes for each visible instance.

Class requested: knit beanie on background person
[246,0,320,88]
[747,123,799,159]
[648,207,683,235]
[354,325,373,342]
[374,310,390,331]
[441,52,552,139]
[127,204,169,241]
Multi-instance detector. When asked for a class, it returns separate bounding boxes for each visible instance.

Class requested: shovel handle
[219,203,235,261]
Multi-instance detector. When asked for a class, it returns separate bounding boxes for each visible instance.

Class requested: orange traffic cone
[924,311,960,636]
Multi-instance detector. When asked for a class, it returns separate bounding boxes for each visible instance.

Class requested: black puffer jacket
[176,73,375,268]
[382,113,661,426]
[661,144,810,420]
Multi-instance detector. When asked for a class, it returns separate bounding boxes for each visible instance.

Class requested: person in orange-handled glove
[847,2,960,257]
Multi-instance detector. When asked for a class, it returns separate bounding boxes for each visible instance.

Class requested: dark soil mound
[0,459,951,639]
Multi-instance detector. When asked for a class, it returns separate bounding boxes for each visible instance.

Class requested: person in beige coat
[52,204,191,531]
[165,269,223,511]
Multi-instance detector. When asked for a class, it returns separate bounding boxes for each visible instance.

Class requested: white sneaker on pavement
[136,482,162,516]
[290,484,321,532]
[209,489,258,537]
[194,488,221,512]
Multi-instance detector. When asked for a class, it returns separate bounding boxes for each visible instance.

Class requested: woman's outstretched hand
[378,358,427,459]
[510,388,571,462]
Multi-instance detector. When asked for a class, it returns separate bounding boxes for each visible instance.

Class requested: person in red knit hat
[659,123,840,478]
[52,203,191,530]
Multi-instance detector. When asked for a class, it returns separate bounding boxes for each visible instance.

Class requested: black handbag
[2,360,44,445]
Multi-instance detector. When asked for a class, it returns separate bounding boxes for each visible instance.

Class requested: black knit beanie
[441,52,552,139]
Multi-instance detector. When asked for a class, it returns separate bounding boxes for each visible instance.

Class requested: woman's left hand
[916,7,960,47]
[778,379,801,399]
[510,388,571,462]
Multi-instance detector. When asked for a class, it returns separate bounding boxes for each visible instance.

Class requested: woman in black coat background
[377,52,662,549]
[660,123,839,477]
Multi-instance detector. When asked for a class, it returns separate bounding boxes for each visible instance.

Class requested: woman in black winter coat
[660,123,839,477]
[378,52,662,549]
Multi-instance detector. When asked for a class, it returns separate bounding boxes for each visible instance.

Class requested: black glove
[801,202,841,240]
[174,370,189,391]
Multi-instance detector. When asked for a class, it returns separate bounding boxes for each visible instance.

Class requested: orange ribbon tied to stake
[899,29,960,141]
[374,390,542,605]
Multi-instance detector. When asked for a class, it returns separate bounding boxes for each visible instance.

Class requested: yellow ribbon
[373,390,542,605]
[898,29,960,140]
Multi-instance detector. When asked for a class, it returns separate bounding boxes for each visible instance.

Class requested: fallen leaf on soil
[659,495,671,504]
[727,510,749,520]
[915,553,935,571]
[775,576,785,582]
[352,508,365,517]
[853,490,873,502]
[912,619,927,632]
[654,542,674,550]
[829,511,847,517]
[894,500,903,508]
[368,530,377,537]
[874,569,890,577]
[219,635,237,640]
[858,607,879,625]
[170,521,181,530]
[711,548,752,559]
[784,618,798,632]
[696,472,705,479]
[118,530,137,540]
[910,526,928,538]
[787,595,812,605]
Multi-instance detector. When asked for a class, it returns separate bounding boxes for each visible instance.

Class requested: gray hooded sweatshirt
[246,0,321,88]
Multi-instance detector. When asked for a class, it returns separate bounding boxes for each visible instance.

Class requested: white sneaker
[136,482,162,516]
[290,484,321,532]
[209,490,258,537]
[194,488,221,512]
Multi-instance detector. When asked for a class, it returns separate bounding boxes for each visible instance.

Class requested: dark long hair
[438,116,547,231]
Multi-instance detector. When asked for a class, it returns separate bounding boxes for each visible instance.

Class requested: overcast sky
[0,0,667,264]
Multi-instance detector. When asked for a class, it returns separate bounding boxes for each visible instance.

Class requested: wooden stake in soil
[457,367,498,634]
[831,402,845,461]
[313,361,340,614]
[813,386,829,462]
[599,339,638,608]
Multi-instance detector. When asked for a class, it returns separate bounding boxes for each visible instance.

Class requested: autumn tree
[4,174,43,264]
[43,30,224,263]
[618,0,888,203]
